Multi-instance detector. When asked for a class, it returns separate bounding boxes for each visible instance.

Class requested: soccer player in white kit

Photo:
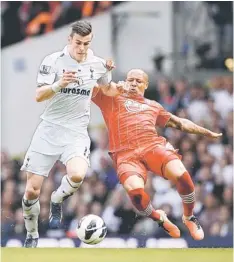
[21,20,120,247]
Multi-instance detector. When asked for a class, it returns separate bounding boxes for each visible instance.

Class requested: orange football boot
[182,215,204,240]
[156,209,181,238]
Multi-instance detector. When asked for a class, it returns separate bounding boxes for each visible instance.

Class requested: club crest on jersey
[124,99,149,112]
[76,77,84,86]
[90,67,94,79]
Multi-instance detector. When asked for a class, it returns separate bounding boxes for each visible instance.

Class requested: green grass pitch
[1,248,233,262]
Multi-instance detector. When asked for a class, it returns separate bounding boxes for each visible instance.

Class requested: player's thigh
[61,137,90,179]
[122,173,145,192]
[111,150,148,186]
[21,150,59,178]
[164,159,187,183]
[143,147,181,180]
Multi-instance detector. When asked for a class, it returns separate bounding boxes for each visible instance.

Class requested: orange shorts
[110,143,182,185]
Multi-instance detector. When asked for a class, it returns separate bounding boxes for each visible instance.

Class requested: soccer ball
[76,214,107,245]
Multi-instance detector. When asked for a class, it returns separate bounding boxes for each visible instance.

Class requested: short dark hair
[70,20,92,37]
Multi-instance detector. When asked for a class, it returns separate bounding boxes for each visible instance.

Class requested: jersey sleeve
[97,71,112,86]
[37,55,56,87]
[156,104,172,127]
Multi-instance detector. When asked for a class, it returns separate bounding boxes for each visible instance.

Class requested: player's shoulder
[42,50,64,64]
[90,55,106,68]
[146,98,163,109]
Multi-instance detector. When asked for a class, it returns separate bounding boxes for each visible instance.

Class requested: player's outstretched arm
[36,71,77,102]
[166,114,222,138]
[98,81,127,97]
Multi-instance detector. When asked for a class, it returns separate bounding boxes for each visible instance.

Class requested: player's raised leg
[164,159,204,240]
[49,156,88,229]
[22,173,44,248]
[122,173,180,238]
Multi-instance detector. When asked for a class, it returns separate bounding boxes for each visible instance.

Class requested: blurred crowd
[1,1,121,48]
[1,75,233,244]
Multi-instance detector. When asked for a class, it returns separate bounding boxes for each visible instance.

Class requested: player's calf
[22,197,40,247]
[165,161,204,240]
[128,188,180,238]
[175,170,204,239]
[123,174,180,238]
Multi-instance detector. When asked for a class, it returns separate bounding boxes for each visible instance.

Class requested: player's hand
[105,59,115,71]
[59,71,78,88]
[116,81,129,94]
[206,131,223,138]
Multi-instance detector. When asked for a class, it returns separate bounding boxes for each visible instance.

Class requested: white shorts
[21,121,90,177]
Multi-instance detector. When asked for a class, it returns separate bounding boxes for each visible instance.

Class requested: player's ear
[68,35,72,44]
[145,82,149,89]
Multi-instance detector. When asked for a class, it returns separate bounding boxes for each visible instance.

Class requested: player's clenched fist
[105,59,115,71]
[206,131,223,138]
[59,71,78,88]
[116,81,129,93]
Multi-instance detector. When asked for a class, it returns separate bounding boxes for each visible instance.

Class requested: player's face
[126,70,148,95]
[69,33,92,61]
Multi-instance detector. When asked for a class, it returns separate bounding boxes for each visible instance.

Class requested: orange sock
[176,171,195,217]
[128,188,161,221]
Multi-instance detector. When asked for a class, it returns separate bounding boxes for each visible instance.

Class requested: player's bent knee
[164,159,187,182]
[25,187,41,199]
[123,174,145,192]
[66,157,88,183]
[67,171,85,182]
[25,172,44,199]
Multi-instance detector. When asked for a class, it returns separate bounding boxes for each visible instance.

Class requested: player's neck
[72,54,87,63]
[68,46,87,63]
[76,55,87,63]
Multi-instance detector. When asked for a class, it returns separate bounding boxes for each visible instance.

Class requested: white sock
[22,196,40,239]
[51,175,82,203]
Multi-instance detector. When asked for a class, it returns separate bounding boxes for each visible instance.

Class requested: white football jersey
[37,46,111,131]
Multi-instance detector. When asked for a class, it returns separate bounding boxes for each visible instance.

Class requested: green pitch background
[1,248,233,262]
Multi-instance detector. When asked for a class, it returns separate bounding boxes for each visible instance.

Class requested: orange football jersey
[92,89,171,152]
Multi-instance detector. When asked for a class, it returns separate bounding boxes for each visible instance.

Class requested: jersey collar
[62,46,94,61]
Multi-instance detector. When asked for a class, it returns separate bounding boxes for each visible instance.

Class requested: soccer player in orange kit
[92,68,222,240]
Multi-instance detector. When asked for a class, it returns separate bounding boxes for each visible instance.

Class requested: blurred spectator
[157,79,176,113]
[206,2,233,62]
[187,82,210,123]
[1,207,15,245]
[13,208,26,236]
[1,1,120,48]
[114,196,141,235]
[90,128,119,189]
[209,76,233,120]
[209,205,233,237]
[25,2,52,37]
[173,77,190,111]
[199,193,220,234]
[1,2,24,48]
[92,180,109,204]
[153,180,183,218]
